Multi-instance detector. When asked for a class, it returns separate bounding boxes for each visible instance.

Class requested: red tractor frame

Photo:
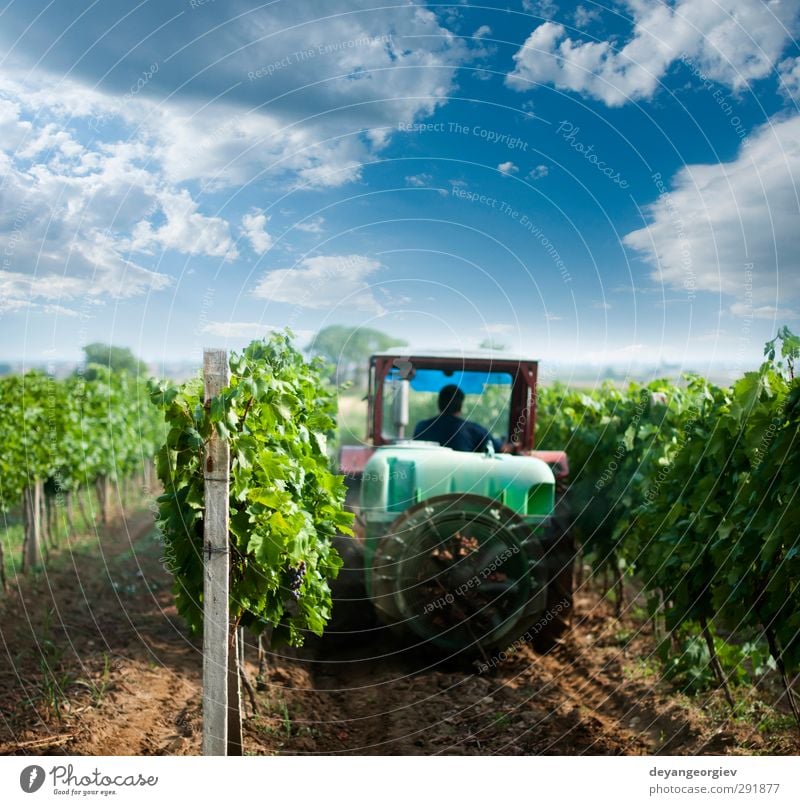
[340,350,569,483]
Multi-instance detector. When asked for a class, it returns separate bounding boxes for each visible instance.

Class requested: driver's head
[438,384,464,415]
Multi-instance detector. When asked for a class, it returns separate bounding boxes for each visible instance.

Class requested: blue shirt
[413,413,500,452]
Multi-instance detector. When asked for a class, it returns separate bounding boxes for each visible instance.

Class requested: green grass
[1,494,93,582]
[251,696,300,740]
[1,517,25,582]
[1,512,94,584]
[75,652,113,707]
[1,483,156,590]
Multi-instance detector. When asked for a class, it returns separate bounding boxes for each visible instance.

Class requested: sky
[0,0,799,374]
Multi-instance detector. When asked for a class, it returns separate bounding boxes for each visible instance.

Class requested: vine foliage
[152,333,353,647]
[536,327,800,713]
[0,367,160,511]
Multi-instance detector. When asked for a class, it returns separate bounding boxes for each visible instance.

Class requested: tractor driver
[413,384,504,453]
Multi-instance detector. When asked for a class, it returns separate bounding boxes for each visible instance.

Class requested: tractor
[331,349,575,656]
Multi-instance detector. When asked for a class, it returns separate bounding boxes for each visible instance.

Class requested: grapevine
[537,327,800,719]
[151,332,353,647]
[0,364,162,573]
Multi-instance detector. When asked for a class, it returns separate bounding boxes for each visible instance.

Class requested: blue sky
[1,0,799,372]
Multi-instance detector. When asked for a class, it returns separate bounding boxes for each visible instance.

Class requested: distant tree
[306,326,407,388]
[80,343,149,379]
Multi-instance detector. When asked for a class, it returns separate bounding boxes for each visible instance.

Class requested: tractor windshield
[381,367,513,446]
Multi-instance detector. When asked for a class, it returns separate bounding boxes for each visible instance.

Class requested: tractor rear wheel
[369,494,550,655]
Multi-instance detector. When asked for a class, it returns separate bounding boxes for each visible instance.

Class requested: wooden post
[43,488,57,547]
[143,457,153,493]
[22,481,43,573]
[203,349,230,756]
[123,473,131,509]
[47,494,57,546]
[258,624,274,687]
[96,475,110,525]
[77,484,92,530]
[39,487,49,547]
[256,632,268,690]
[64,491,75,537]
[238,628,259,717]
[227,627,243,755]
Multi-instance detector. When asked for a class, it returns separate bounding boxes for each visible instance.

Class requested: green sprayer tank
[358,443,563,652]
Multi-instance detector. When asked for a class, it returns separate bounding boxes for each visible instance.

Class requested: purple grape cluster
[287,561,307,600]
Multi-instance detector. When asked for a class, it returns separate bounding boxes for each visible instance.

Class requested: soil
[1,507,797,756]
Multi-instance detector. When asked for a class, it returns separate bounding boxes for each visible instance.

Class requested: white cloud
[72,235,173,299]
[0,97,33,153]
[0,255,170,313]
[0,1,541,354]
[0,2,476,316]
[523,0,559,19]
[0,3,473,188]
[241,211,273,255]
[497,161,519,174]
[129,5,469,189]
[623,114,800,312]
[0,104,174,313]
[507,1,799,107]
[778,56,800,102]
[405,173,433,186]
[573,5,602,30]
[730,302,797,319]
[0,272,85,302]
[16,123,83,161]
[203,321,272,338]
[254,254,384,312]
[528,164,549,179]
[128,189,237,259]
[473,25,492,39]
[152,106,367,191]
[295,216,326,233]
[202,321,316,341]
[0,0,472,309]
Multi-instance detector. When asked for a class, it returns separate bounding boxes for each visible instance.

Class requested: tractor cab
[332,350,574,654]
[340,349,568,480]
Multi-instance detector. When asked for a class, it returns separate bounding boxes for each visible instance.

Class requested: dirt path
[2,513,796,756]
[245,592,797,756]
[0,507,202,755]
